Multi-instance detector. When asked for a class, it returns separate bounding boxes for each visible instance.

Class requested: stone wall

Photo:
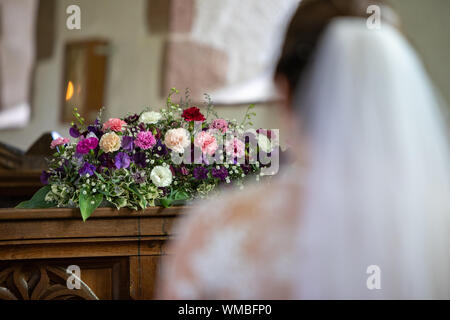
[1,0,450,150]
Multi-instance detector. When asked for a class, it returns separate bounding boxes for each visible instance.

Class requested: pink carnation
[135,131,156,150]
[76,137,99,154]
[50,137,70,149]
[102,118,127,132]
[209,119,228,133]
[225,137,245,158]
[194,131,218,156]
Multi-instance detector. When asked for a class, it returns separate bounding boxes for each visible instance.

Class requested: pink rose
[194,131,218,156]
[102,118,127,132]
[50,137,70,149]
[209,119,228,133]
[225,137,245,158]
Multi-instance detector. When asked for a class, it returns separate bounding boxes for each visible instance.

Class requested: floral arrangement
[17,89,278,221]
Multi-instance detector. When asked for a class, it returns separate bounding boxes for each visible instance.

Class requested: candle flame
[65,81,74,101]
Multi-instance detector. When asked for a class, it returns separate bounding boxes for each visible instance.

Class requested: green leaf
[94,171,106,182]
[15,185,54,209]
[159,198,173,208]
[79,190,103,221]
[126,185,147,209]
[173,190,189,201]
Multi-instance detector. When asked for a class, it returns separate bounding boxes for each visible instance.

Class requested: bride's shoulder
[160,173,303,299]
[182,171,304,231]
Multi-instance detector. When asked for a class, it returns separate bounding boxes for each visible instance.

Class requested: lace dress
[158,166,304,299]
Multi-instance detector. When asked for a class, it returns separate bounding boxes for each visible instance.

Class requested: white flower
[139,111,162,124]
[258,134,272,153]
[150,165,173,187]
[164,128,190,153]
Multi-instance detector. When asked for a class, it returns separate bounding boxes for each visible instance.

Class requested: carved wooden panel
[0,207,183,299]
[0,257,130,300]
[0,262,97,300]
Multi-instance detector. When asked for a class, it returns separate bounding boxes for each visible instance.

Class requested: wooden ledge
[0,206,187,243]
[0,206,187,221]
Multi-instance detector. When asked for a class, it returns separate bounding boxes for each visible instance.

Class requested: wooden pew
[0,206,184,300]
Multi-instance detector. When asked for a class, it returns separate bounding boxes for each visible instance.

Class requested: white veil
[293,18,450,299]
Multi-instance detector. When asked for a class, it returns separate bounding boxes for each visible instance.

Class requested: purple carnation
[193,166,209,180]
[135,131,156,150]
[79,162,96,176]
[121,136,134,151]
[76,137,98,154]
[114,152,131,169]
[211,166,228,181]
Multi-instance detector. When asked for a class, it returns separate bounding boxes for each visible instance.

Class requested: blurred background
[1,0,450,147]
[0,0,449,202]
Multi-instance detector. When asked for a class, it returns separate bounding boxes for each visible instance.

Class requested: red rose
[181,107,206,122]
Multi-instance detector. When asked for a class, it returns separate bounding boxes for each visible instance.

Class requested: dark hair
[275,0,388,90]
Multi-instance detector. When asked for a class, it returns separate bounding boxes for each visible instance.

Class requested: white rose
[139,111,162,124]
[258,134,272,153]
[150,165,173,187]
[164,128,190,153]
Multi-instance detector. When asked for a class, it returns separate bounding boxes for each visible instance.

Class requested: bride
[159,0,450,299]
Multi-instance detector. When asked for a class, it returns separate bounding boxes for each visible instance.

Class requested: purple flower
[69,125,81,138]
[193,166,209,180]
[79,162,96,176]
[153,139,168,156]
[133,152,147,168]
[40,170,51,185]
[159,187,170,197]
[138,123,146,132]
[99,153,115,169]
[211,166,228,181]
[180,166,189,176]
[121,136,134,151]
[87,125,102,138]
[114,152,130,169]
[240,164,251,175]
[133,171,146,184]
[125,113,139,124]
[76,137,98,154]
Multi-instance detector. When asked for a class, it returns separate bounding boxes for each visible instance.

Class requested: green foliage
[159,189,190,208]
[15,185,55,209]
[240,104,256,128]
[79,190,103,221]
